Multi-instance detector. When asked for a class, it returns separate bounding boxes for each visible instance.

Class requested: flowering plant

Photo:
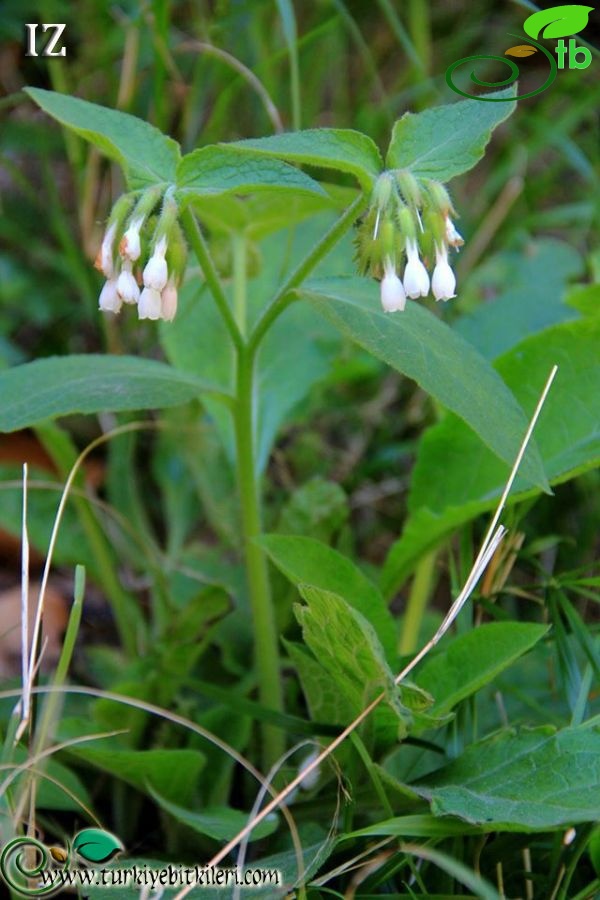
[2,66,599,900]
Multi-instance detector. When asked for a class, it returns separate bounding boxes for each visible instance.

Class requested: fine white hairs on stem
[166,366,558,895]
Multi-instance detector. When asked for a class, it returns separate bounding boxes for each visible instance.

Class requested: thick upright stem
[234,347,284,769]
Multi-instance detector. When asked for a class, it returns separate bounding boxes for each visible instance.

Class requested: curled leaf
[523,5,593,40]
[72,828,123,864]
[505,45,538,57]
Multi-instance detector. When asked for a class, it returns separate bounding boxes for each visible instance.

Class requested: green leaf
[72,828,123,864]
[66,747,205,806]
[261,534,397,663]
[413,720,600,829]
[524,5,594,40]
[148,788,278,842]
[230,129,383,189]
[0,354,229,432]
[301,276,548,491]
[286,639,357,726]
[176,146,326,202]
[414,622,549,716]
[382,316,600,594]
[24,87,179,189]
[295,585,431,742]
[385,87,516,182]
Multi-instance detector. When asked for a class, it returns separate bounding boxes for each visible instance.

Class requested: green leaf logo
[505,44,538,57]
[523,4,594,40]
[72,828,123,864]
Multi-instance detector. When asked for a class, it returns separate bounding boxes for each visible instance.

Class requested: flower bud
[396,170,422,209]
[445,215,464,248]
[161,278,178,322]
[138,286,163,320]
[96,223,117,278]
[120,216,144,261]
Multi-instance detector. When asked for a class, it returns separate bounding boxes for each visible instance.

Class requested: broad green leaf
[262,534,397,663]
[191,187,343,238]
[230,129,383,189]
[414,622,549,716]
[382,316,600,595]
[413,721,600,829]
[524,5,594,39]
[295,585,432,742]
[73,828,123,864]
[455,239,582,360]
[66,747,205,806]
[301,276,548,490]
[25,87,179,189]
[385,87,516,182]
[176,146,326,202]
[148,788,278,842]
[286,639,356,726]
[0,354,228,432]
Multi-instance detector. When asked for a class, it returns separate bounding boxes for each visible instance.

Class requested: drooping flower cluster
[355,171,464,313]
[95,189,186,322]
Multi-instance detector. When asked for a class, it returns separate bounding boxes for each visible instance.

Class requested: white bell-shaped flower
[380,258,406,312]
[432,244,456,301]
[142,236,168,291]
[403,238,430,299]
[138,286,162,320]
[117,260,140,305]
[98,278,122,313]
[161,278,178,322]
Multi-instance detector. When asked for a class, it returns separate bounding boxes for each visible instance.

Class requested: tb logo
[25,24,67,58]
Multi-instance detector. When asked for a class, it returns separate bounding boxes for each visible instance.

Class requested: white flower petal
[432,245,456,301]
[138,286,162,320]
[403,238,430,299]
[381,258,406,312]
[143,237,168,290]
[117,261,140,305]
[98,278,122,313]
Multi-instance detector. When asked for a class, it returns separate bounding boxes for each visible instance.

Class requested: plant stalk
[234,347,284,769]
